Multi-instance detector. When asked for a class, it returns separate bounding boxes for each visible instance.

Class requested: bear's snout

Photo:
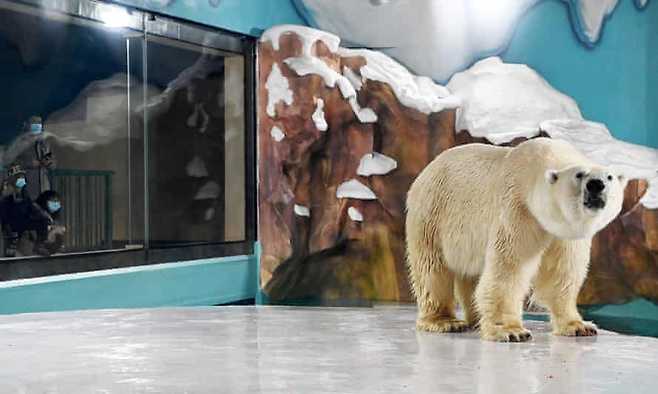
[586,178,605,194]
[584,178,606,209]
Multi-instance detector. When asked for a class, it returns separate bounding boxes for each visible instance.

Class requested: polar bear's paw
[416,317,470,333]
[554,320,598,337]
[481,324,532,342]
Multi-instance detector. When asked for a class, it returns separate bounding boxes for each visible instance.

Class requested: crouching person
[36,190,65,255]
[0,164,51,257]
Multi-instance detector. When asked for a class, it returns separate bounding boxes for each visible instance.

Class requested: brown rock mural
[257,29,658,305]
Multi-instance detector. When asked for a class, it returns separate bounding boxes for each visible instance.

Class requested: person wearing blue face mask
[0,163,52,257]
[36,190,66,255]
[5,116,56,198]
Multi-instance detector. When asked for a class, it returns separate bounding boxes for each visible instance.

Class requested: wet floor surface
[0,305,656,393]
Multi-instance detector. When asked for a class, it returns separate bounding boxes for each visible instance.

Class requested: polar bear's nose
[586,178,605,194]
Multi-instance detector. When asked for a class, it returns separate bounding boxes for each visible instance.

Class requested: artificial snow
[357,153,398,176]
[271,26,455,117]
[312,98,328,131]
[186,156,208,178]
[284,56,377,123]
[447,57,582,144]
[343,66,363,91]
[339,48,460,114]
[298,0,538,81]
[348,98,378,123]
[540,119,658,209]
[449,56,658,209]
[296,0,647,81]
[271,126,286,142]
[348,207,364,222]
[265,63,294,117]
[336,179,377,200]
[294,204,311,217]
[573,0,619,44]
[261,24,340,57]
[284,56,343,89]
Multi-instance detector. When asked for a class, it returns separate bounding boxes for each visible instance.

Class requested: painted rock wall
[258,29,658,305]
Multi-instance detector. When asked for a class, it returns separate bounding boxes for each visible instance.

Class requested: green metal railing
[49,169,113,252]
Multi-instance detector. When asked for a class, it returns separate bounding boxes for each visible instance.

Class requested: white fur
[405,138,625,341]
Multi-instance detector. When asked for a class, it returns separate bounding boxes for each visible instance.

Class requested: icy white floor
[0,306,656,393]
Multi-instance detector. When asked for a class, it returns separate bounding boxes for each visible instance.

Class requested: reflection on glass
[0,3,144,258]
[0,0,248,261]
[146,37,246,246]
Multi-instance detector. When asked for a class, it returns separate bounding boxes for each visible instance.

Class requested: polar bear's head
[535,165,627,239]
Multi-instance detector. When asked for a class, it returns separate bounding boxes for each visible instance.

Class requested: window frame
[0,0,258,281]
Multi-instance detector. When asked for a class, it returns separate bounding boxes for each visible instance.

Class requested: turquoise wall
[0,254,258,314]
[114,0,304,36]
[502,0,657,148]
[650,3,658,148]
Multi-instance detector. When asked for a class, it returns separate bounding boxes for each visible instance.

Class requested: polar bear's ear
[545,170,559,185]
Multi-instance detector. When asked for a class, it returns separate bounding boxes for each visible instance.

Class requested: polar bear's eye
[575,171,585,180]
[607,175,613,181]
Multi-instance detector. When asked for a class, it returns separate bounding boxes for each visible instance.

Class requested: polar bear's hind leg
[408,251,469,333]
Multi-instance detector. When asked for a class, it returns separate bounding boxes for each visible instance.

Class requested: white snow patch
[294,204,311,217]
[336,179,377,200]
[348,207,364,222]
[348,98,378,123]
[260,24,341,56]
[343,66,363,91]
[284,56,377,123]
[312,97,328,131]
[186,156,208,178]
[284,56,343,88]
[339,47,460,114]
[270,125,286,142]
[265,63,294,117]
[637,0,649,8]
[540,119,658,209]
[357,153,398,176]
[194,181,220,200]
[447,57,582,144]
[575,0,619,43]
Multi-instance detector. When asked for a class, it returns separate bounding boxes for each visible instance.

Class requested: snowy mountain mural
[294,0,651,81]
[257,25,658,305]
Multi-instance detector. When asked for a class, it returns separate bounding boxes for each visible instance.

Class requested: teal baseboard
[581,298,658,338]
[0,253,258,315]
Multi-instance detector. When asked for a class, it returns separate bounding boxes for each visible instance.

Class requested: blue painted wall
[502,0,657,148]
[114,0,305,36]
[649,3,658,148]
[0,254,258,314]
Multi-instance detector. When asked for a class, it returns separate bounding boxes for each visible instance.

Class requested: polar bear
[405,137,626,342]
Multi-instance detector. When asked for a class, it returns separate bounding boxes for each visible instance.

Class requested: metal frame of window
[0,0,258,280]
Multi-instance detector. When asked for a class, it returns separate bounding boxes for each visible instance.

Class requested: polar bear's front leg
[533,239,597,337]
[475,245,541,342]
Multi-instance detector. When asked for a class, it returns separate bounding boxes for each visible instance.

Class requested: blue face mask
[15,177,26,189]
[47,200,61,213]
[30,123,43,134]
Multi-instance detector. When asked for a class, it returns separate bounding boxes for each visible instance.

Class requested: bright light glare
[99,7,131,28]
